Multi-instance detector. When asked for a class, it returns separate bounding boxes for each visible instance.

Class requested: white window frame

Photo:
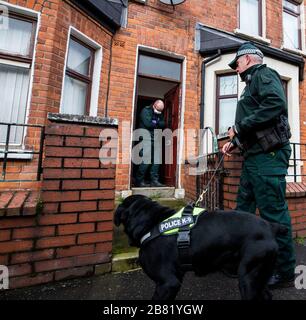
[0,0,40,159]
[204,53,301,182]
[235,0,271,45]
[281,0,306,55]
[60,26,102,117]
[215,73,239,138]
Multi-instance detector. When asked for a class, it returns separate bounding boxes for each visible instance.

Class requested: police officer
[135,99,166,188]
[222,42,295,288]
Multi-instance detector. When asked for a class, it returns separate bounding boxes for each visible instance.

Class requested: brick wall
[0,114,118,289]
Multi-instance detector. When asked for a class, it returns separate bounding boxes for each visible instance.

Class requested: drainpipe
[197,49,222,198]
[105,35,114,118]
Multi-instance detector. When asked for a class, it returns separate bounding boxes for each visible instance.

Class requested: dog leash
[194,140,234,207]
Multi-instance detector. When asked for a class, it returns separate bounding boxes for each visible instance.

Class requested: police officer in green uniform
[222,42,296,288]
[135,99,166,188]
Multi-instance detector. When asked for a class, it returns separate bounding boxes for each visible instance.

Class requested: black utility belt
[245,116,291,153]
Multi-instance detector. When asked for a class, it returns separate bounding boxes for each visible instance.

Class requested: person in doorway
[135,99,166,188]
[222,42,296,288]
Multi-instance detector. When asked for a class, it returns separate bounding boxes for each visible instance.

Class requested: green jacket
[139,106,166,139]
[235,64,288,157]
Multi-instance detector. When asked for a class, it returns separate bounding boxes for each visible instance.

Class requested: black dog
[114,195,287,300]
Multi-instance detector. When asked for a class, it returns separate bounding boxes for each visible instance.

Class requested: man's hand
[222,141,235,156]
[152,119,157,127]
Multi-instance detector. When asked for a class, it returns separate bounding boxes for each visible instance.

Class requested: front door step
[111,251,140,273]
[131,187,175,198]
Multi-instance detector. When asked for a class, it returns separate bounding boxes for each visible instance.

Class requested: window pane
[67,39,92,76]
[240,0,260,36]
[283,0,299,13]
[282,80,288,101]
[283,12,300,49]
[219,75,237,96]
[0,64,30,144]
[138,55,181,81]
[0,17,33,56]
[219,98,237,134]
[62,75,88,115]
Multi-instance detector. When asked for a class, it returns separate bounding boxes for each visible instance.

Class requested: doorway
[131,51,182,188]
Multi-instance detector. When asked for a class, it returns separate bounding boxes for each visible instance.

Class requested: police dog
[114,195,287,300]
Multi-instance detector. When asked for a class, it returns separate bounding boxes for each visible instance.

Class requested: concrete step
[111,251,140,273]
[131,186,175,198]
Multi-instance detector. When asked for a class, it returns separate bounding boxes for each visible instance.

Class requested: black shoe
[268,273,295,289]
[134,181,150,188]
[150,180,165,187]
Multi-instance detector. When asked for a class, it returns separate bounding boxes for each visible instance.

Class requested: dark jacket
[138,106,166,140]
[235,64,288,157]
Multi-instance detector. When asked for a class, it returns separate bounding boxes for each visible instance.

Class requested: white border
[127,45,186,189]
[60,26,103,117]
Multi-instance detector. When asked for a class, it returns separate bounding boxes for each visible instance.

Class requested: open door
[132,50,183,188]
[162,85,179,187]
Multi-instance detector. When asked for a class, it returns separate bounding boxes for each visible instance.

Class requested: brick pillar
[39,113,118,282]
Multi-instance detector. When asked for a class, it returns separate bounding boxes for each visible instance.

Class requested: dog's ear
[114,204,126,227]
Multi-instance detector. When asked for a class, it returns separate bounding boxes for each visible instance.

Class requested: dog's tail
[269,222,288,236]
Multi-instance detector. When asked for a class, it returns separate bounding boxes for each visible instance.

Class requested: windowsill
[281,46,306,57]
[234,29,271,45]
[0,149,34,160]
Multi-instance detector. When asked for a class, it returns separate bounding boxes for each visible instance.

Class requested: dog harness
[140,204,206,270]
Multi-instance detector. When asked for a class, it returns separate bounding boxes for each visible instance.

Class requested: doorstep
[111,250,140,273]
[131,186,175,198]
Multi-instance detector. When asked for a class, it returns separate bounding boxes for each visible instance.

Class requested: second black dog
[114,195,287,300]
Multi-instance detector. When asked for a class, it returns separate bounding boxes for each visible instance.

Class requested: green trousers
[135,139,162,183]
[236,145,296,277]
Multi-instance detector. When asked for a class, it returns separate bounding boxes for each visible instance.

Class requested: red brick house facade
[0,0,305,288]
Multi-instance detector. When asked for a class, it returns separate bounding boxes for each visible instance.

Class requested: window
[62,37,94,115]
[0,13,36,145]
[283,0,302,50]
[138,52,181,82]
[216,74,238,135]
[239,0,262,36]
[282,79,288,101]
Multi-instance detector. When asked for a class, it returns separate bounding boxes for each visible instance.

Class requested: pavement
[0,243,306,300]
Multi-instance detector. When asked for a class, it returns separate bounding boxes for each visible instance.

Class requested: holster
[254,115,291,153]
